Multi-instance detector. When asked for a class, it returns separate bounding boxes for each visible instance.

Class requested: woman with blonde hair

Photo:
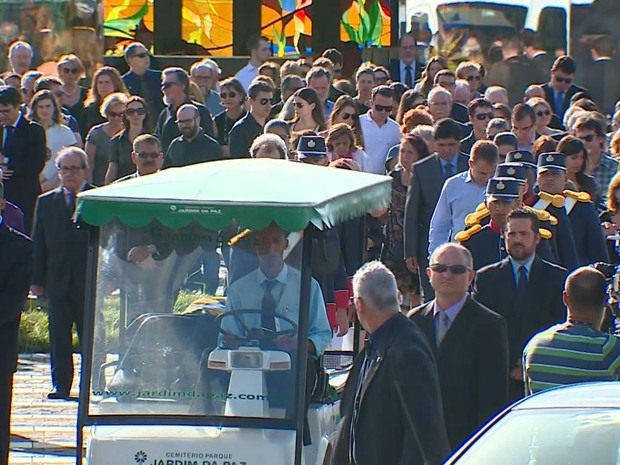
[80,66,128,137]
[600,172,620,263]
[326,123,369,172]
[56,54,87,120]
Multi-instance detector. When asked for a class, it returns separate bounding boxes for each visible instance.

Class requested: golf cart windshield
[88,219,308,419]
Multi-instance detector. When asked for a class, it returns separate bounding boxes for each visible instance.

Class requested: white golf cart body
[75,159,391,465]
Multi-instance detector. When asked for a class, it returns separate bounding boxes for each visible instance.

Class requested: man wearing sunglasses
[474,208,567,401]
[116,134,163,181]
[409,242,508,451]
[460,98,494,155]
[541,56,587,121]
[229,80,273,158]
[455,61,482,100]
[359,85,401,175]
[121,41,164,120]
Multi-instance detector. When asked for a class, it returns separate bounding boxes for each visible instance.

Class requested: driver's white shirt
[223,264,332,356]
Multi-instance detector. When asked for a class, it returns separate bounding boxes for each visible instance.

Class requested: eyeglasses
[135,152,161,160]
[475,112,494,121]
[578,134,597,142]
[193,74,212,80]
[554,76,572,85]
[61,67,80,75]
[161,81,177,90]
[126,107,146,116]
[57,165,83,174]
[429,263,471,275]
[340,112,358,121]
[107,110,125,118]
[293,101,305,108]
[465,75,481,82]
[259,97,274,106]
[374,104,393,113]
[536,110,551,117]
[220,92,237,99]
[132,52,149,59]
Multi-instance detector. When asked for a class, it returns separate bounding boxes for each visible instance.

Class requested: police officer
[536,152,608,265]
[524,152,579,271]
[457,178,555,270]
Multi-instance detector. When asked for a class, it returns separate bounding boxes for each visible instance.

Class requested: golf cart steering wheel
[217,309,298,345]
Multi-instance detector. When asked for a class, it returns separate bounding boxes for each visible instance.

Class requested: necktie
[404,65,413,88]
[444,161,454,180]
[67,191,77,215]
[349,344,373,464]
[554,91,564,114]
[261,280,277,331]
[3,125,13,152]
[516,265,528,307]
[436,311,451,345]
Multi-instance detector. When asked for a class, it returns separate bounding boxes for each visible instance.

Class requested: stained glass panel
[261,0,312,57]
[340,0,391,48]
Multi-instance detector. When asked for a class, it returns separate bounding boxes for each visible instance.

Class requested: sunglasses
[62,67,80,75]
[161,81,177,89]
[578,134,597,142]
[21,87,32,95]
[220,92,237,99]
[537,110,551,117]
[126,107,146,116]
[132,52,149,59]
[107,110,125,118]
[554,76,572,84]
[374,104,393,113]
[135,152,160,160]
[475,112,494,121]
[341,112,358,121]
[259,97,274,106]
[429,263,470,275]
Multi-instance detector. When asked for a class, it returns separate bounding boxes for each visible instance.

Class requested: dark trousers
[48,295,84,392]
[0,370,13,465]
[418,252,435,303]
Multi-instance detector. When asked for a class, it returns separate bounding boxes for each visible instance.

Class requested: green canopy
[76,159,392,231]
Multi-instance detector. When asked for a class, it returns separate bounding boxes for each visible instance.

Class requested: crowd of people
[2,30,620,465]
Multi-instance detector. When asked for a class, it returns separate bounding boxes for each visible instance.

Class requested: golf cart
[75,159,391,465]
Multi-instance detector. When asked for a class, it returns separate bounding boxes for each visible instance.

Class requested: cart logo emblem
[134,450,148,464]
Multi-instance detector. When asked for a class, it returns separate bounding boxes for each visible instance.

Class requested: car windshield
[453,407,620,465]
[87,219,310,419]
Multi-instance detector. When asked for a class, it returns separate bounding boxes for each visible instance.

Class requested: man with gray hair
[189,60,224,116]
[332,261,450,465]
[8,40,32,76]
[409,243,508,451]
[250,133,288,159]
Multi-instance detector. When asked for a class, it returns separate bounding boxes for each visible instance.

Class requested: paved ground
[10,353,79,465]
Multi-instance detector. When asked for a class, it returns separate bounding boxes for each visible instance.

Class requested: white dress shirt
[235,63,259,92]
[359,112,402,175]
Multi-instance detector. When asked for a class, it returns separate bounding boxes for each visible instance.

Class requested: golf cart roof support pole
[353,215,368,355]
[76,226,100,465]
[294,225,314,465]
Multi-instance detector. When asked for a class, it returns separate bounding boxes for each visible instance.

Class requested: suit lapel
[499,259,517,296]
[439,296,472,351]
[418,303,438,354]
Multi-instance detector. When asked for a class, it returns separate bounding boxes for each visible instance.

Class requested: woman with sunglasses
[558,135,599,204]
[288,87,326,133]
[56,54,87,121]
[527,97,562,137]
[85,92,127,185]
[214,78,247,157]
[29,90,78,192]
[381,134,431,309]
[328,95,365,149]
[81,67,129,138]
[105,96,152,184]
[414,56,448,96]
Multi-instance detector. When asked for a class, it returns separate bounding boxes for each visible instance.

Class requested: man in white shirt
[235,34,272,92]
[428,140,499,254]
[359,86,402,174]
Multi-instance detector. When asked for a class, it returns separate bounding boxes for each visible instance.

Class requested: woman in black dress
[214,78,246,157]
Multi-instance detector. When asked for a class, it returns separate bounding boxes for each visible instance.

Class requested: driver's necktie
[261,280,277,331]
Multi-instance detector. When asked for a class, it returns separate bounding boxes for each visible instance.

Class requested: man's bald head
[564,266,607,325]
[176,104,200,138]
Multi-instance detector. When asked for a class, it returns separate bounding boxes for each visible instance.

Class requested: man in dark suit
[541,56,588,122]
[522,29,554,84]
[404,118,470,301]
[474,208,567,400]
[0,179,32,465]
[31,147,92,399]
[332,261,450,465]
[388,33,423,88]
[583,36,620,117]
[0,85,46,233]
[121,41,164,122]
[409,243,508,450]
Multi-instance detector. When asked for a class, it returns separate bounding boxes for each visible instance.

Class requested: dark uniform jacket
[409,296,509,450]
[565,195,609,265]
[332,313,451,465]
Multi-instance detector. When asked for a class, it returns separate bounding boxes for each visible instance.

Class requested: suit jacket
[583,57,620,116]
[450,103,470,124]
[541,82,589,120]
[408,296,509,450]
[331,313,450,465]
[530,52,554,84]
[31,184,92,300]
[388,60,424,86]
[1,116,47,232]
[473,257,567,398]
[0,222,32,372]
[404,152,469,260]
[122,68,165,119]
